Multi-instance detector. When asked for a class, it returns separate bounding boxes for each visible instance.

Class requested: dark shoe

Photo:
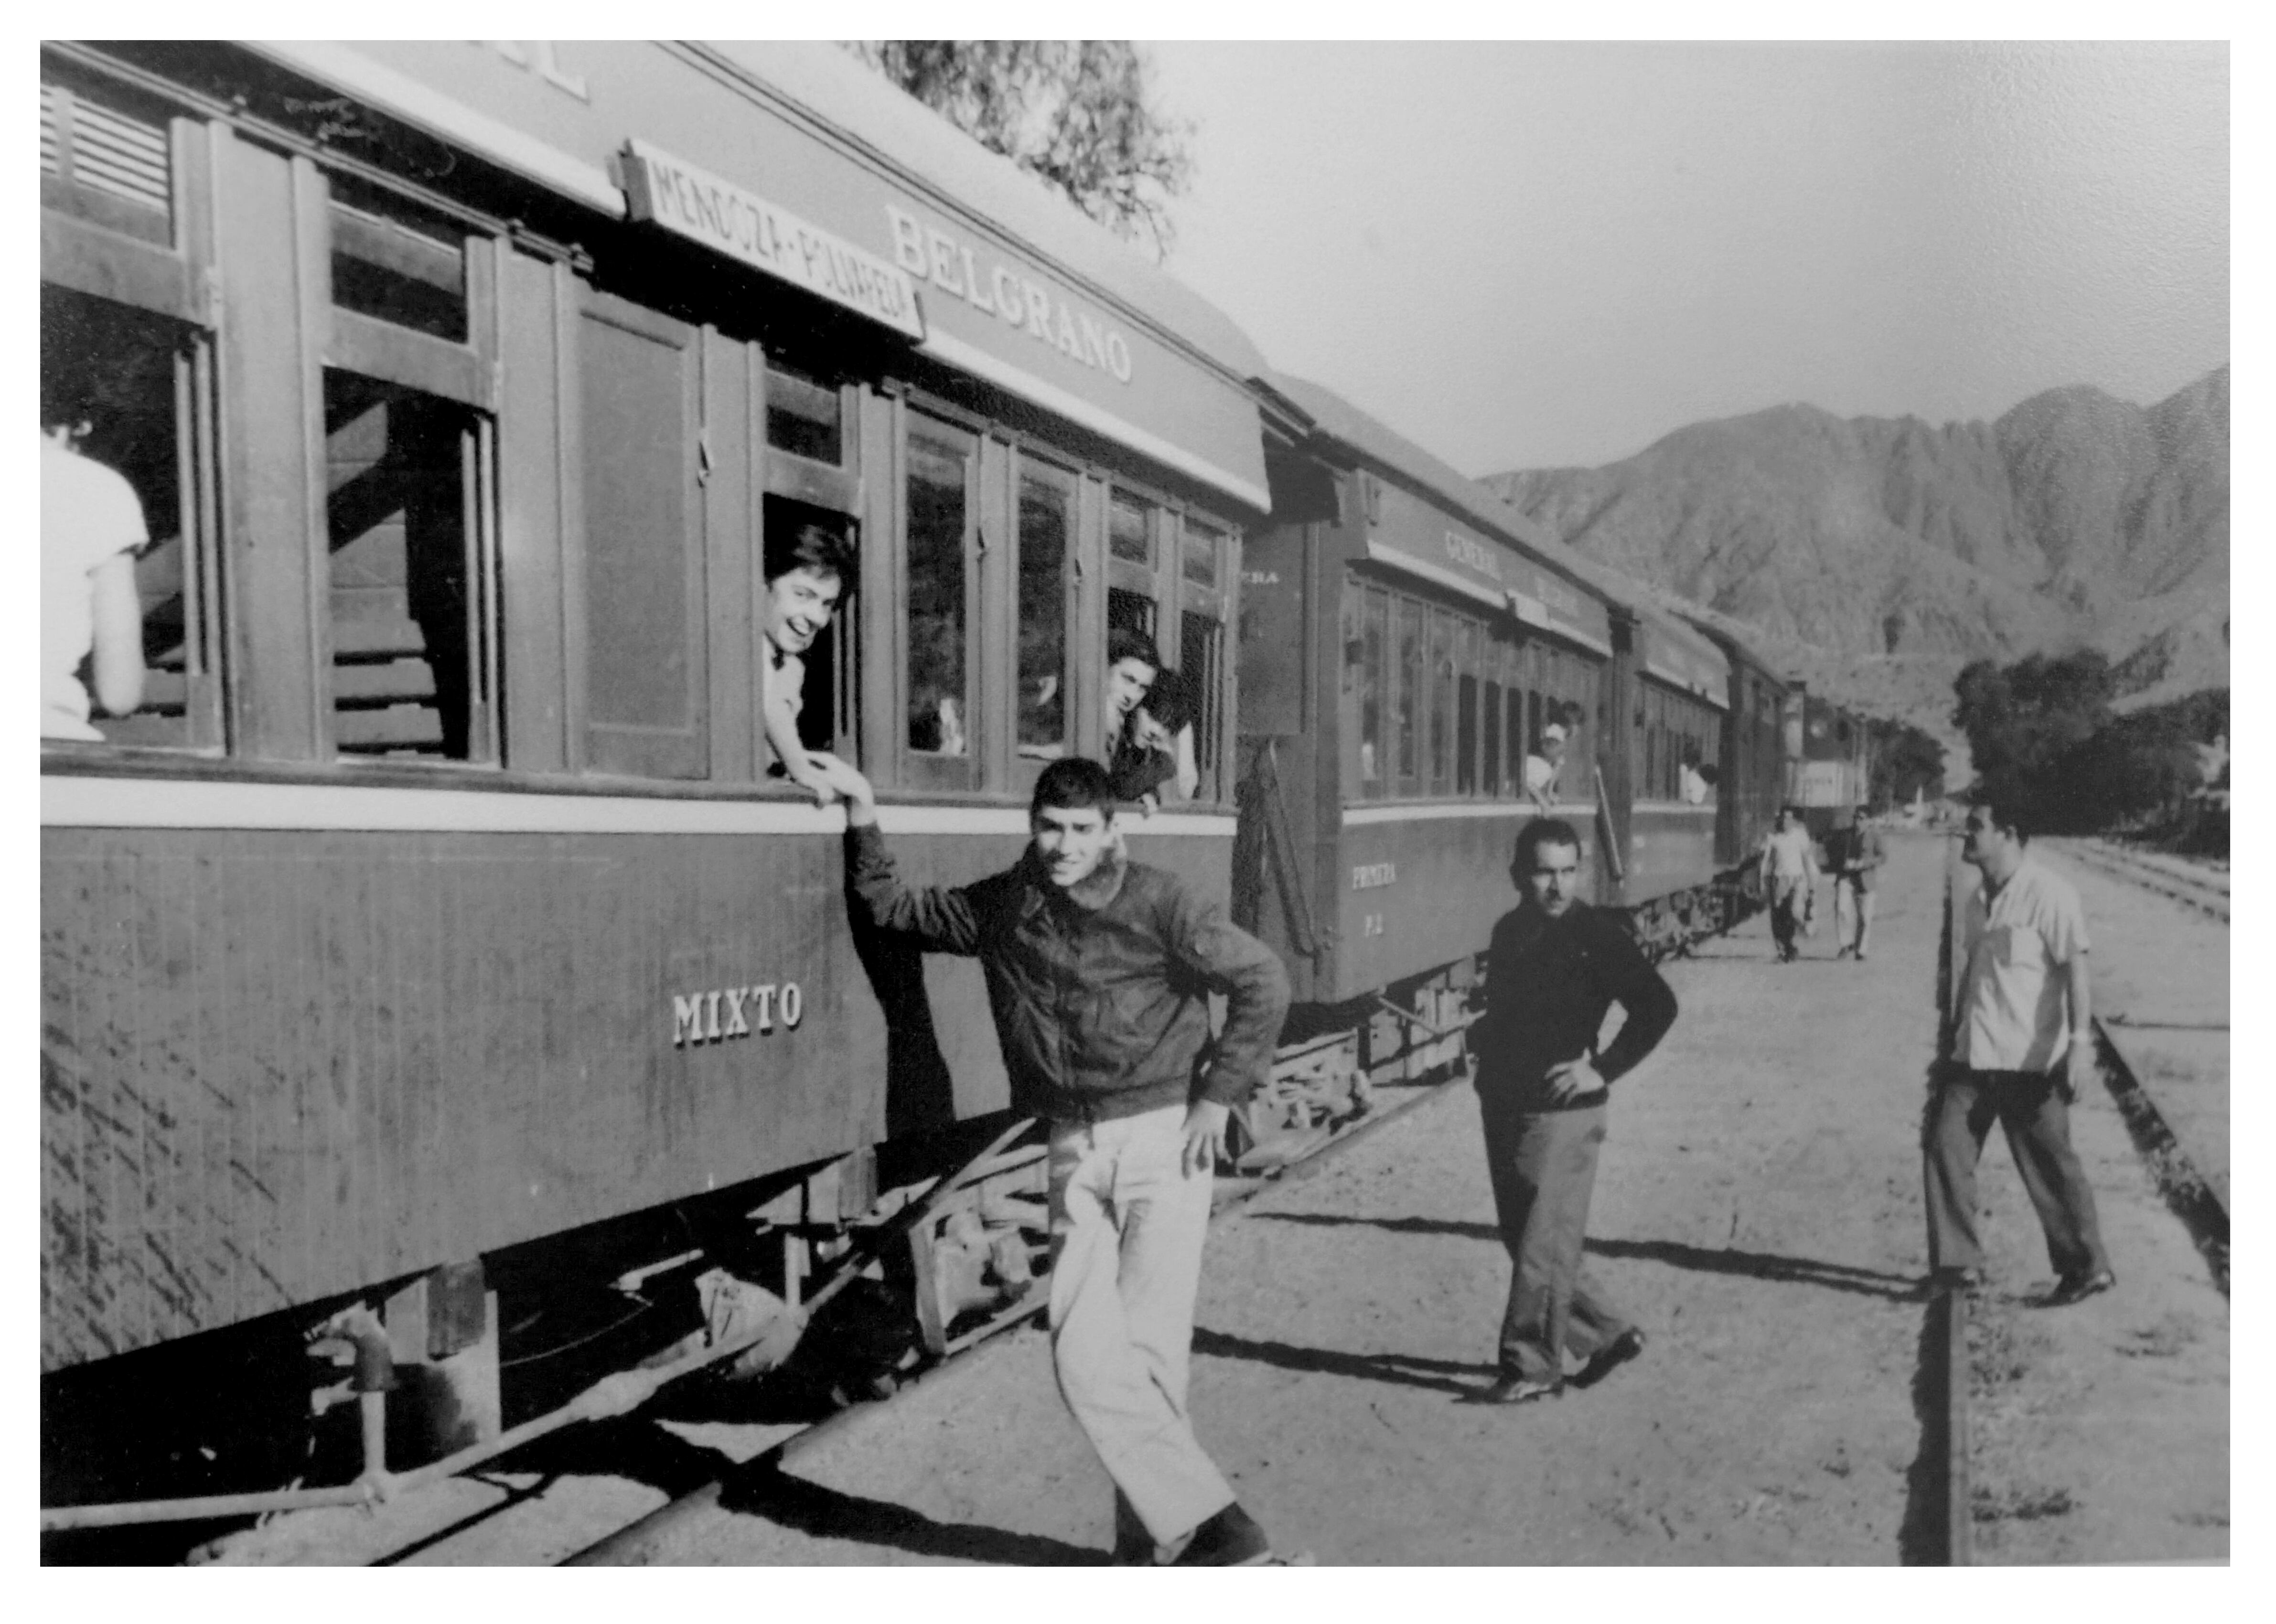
[2040,1267,2115,1307]
[1472,1370,1564,1405]
[1168,1502,1274,1567]
[1571,1327,1646,1390]
[1109,1530,1159,1566]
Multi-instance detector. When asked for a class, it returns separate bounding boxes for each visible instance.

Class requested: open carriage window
[41,283,217,750]
[323,372,493,759]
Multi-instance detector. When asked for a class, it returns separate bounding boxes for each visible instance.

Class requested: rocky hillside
[1482,367,2229,754]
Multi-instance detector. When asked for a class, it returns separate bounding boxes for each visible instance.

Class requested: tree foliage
[1950,650,2224,839]
[1950,651,2114,829]
[1866,717,1946,809]
[845,42,1193,259]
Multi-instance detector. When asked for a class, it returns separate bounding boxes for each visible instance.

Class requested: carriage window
[324,371,491,759]
[905,422,971,757]
[1016,464,1074,760]
[1360,588,1387,790]
[765,360,843,465]
[1107,586,1156,642]
[41,284,214,749]
[328,180,467,343]
[1393,598,1422,789]
[1180,608,1224,801]
[1505,657,1526,799]
[1109,491,1153,564]
[1457,619,1480,796]
[1181,515,1221,588]
[1427,609,1455,795]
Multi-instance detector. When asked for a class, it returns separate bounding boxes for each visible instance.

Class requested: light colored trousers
[1835,877,1875,954]
[1046,1103,1235,1549]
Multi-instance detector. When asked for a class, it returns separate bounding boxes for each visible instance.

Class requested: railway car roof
[1267,372,1610,604]
[1270,372,1786,695]
[701,44,1276,390]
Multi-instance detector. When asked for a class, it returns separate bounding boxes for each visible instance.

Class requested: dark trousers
[1924,1067,2110,1278]
[1481,1098,1633,1381]
[1768,878,1806,959]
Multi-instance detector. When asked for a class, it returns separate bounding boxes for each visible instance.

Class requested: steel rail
[1931,836,1972,1565]
[41,1118,1040,1538]
[2055,841,2228,923]
[2087,1017,2228,1296]
[562,1061,1477,1566]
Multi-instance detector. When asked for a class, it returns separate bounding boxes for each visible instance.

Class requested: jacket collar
[1019,842,1130,919]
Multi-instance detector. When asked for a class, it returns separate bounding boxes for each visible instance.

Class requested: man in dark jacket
[1468,818,1678,1404]
[846,757,1294,1564]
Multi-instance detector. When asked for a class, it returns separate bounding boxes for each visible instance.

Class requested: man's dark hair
[763,520,858,589]
[1139,665,1195,732]
[1106,627,1159,673]
[1513,817,1582,873]
[1032,756,1116,820]
[1975,798,2033,845]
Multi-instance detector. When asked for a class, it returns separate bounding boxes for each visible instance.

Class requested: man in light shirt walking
[1758,806,1819,963]
[1925,801,2114,1304]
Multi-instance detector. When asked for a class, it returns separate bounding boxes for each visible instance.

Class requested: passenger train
[39,41,1872,1525]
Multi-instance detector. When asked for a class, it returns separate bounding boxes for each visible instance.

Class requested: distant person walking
[1925,802,2114,1304]
[1827,806,1886,960]
[1759,806,1820,962]
[1466,818,1677,1405]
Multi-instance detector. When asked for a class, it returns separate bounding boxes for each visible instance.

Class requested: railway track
[2052,839,2229,923]
[560,1064,1476,1566]
[1924,837,2231,1568]
[233,1060,1480,1568]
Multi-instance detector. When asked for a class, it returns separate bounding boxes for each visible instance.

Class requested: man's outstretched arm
[842,780,984,955]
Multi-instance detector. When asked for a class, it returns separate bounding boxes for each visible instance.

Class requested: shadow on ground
[1249,1212,1921,1302]
[1192,1325,1490,1397]
[716,1460,1103,1565]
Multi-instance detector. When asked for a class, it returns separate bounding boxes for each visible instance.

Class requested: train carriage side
[1688,619,1792,871]
[1233,376,1619,1142]
[41,38,1268,1506]
[1618,606,1732,939]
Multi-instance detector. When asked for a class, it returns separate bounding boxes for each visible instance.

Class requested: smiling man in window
[760,520,867,804]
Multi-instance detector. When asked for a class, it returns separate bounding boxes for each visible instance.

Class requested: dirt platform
[609,832,2226,1566]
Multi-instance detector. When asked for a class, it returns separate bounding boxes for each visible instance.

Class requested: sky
[1144,41,2230,475]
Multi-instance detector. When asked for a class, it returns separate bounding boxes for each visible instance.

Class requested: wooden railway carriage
[1684,612,1792,872]
[1231,375,1624,1145]
[40,39,1267,1484]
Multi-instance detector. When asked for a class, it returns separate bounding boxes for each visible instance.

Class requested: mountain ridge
[1481,367,2229,763]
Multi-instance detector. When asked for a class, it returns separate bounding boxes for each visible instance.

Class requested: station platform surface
[587,830,2229,1566]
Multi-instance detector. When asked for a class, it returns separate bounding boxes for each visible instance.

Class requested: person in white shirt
[1757,806,1820,962]
[1924,802,2114,1304]
[43,423,147,740]
[1524,716,1572,814]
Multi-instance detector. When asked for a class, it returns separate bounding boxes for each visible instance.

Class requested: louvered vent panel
[40,82,64,177]
[42,76,172,222]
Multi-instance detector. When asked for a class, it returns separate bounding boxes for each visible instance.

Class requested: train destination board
[620,138,926,341]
